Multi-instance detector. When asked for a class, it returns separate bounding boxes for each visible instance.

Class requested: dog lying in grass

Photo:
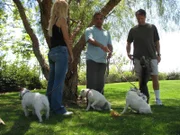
[121,88,152,114]
[79,89,111,111]
[20,88,50,122]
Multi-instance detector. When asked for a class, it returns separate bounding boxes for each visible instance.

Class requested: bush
[167,72,180,80]
[158,72,167,80]
[40,79,48,89]
[119,71,138,82]
[106,73,121,83]
[78,69,86,85]
[0,59,42,92]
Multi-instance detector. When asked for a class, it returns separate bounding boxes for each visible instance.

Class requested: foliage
[78,68,180,85]
[167,71,180,80]
[78,67,86,85]
[0,57,42,92]
[158,72,167,80]
[1,80,180,135]
[119,71,137,82]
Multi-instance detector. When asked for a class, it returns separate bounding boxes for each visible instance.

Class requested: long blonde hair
[48,0,68,37]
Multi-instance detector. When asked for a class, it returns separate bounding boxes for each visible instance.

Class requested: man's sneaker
[156,98,163,105]
[63,111,73,116]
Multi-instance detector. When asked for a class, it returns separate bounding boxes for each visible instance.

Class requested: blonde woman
[46,0,73,115]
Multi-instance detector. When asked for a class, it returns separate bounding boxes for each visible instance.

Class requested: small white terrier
[80,89,111,111]
[121,88,152,114]
[20,88,50,122]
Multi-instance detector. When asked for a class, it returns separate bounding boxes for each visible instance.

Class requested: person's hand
[127,54,133,60]
[157,56,161,63]
[107,52,112,59]
[101,46,111,53]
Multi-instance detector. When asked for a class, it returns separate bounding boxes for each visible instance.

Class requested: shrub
[120,71,138,82]
[106,73,121,83]
[78,69,86,85]
[158,72,167,80]
[0,59,42,92]
[167,72,180,80]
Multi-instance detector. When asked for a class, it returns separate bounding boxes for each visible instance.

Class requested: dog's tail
[121,103,129,115]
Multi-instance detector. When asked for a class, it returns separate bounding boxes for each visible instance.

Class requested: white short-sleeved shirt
[85,25,112,63]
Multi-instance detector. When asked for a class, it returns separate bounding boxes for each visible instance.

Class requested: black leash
[106,58,110,77]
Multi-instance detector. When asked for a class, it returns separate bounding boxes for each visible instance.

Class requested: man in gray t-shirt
[126,9,163,105]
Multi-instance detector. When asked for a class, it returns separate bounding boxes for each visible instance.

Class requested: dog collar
[20,90,30,100]
[86,89,91,99]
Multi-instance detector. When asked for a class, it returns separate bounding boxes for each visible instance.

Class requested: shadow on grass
[1,86,180,135]
[67,98,180,135]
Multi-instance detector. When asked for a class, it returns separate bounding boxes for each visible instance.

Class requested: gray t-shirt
[127,23,160,59]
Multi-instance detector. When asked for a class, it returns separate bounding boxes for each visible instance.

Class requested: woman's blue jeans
[46,46,68,114]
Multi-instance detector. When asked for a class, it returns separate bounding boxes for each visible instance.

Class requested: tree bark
[37,0,52,48]
[13,0,49,80]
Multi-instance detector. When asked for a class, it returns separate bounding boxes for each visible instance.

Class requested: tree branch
[36,0,52,48]
[13,0,49,80]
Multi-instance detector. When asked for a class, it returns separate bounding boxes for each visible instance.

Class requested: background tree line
[1,53,180,93]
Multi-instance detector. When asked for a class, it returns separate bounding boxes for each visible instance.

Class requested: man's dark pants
[86,60,106,94]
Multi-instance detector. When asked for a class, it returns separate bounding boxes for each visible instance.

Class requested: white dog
[121,88,152,114]
[20,88,50,122]
[80,89,111,111]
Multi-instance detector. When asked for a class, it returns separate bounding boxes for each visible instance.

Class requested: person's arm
[155,40,161,63]
[58,18,74,62]
[107,44,113,59]
[126,42,132,60]
[126,28,134,60]
[87,38,110,53]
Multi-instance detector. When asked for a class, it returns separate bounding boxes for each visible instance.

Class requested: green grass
[0,80,180,135]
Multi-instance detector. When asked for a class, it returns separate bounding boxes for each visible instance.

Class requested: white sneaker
[156,98,163,105]
[63,111,73,116]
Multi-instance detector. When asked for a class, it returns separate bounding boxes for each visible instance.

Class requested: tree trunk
[13,0,49,80]
[37,0,52,48]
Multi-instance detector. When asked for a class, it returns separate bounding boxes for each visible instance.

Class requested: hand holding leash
[127,54,133,60]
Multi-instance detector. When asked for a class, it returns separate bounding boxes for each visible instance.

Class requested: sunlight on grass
[0,80,180,135]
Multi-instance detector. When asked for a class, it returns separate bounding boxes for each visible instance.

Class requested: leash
[47,85,60,96]
[121,72,138,89]
[121,55,138,89]
[106,58,110,77]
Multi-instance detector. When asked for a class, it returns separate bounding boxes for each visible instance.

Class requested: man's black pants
[86,60,106,94]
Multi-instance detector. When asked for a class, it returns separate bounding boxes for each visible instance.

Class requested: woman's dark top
[50,24,67,49]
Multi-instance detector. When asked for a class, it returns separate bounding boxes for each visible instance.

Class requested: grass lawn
[0,80,180,135]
